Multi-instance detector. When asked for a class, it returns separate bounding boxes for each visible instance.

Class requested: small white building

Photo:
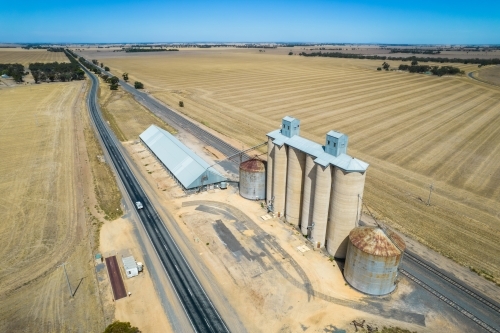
[122,256,138,278]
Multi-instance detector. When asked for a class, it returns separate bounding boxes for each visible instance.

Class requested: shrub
[179,101,184,107]
[134,81,144,89]
[103,321,140,333]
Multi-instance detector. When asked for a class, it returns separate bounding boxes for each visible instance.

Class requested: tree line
[398,64,464,76]
[389,49,441,54]
[28,49,85,83]
[0,63,25,82]
[29,62,85,82]
[124,48,179,53]
[299,51,500,66]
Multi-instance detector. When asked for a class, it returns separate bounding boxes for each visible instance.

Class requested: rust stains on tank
[239,159,266,173]
[349,226,405,257]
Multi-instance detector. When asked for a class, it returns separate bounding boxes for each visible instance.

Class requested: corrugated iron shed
[122,256,137,271]
[140,125,226,189]
[267,129,368,172]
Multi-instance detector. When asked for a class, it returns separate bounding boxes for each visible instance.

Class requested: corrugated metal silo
[272,143,288,215]
[239,159,266,200]
[300,154,316,236]
[266,137,274,203]
[310,164,332,249]
[326,167,366,258]
[285,146,306,226]
[344,227,405,295]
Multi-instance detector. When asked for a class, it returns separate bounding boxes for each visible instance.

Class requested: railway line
[400,270,499,333]
[405,252,500,314]
[82,56,500,332]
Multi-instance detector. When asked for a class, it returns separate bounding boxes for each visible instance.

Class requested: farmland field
[0,82,103,331]
[0,48,68,66]
[83,48,500,282]
[477,65,500,86]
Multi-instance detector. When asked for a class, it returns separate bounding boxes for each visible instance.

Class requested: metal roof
[282,116,297,122]
[122,256,137,270]
[349,227,405,257]
[140,125,226,189]
[326,130,344,139]
[267,129,368,172]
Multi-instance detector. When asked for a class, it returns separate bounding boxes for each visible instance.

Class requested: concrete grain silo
[272,143,288,215]
[300,154,316,236]
[239,159,266,200]
[310,164,332,249]
[285,146,306,226]
[326,166,366,258]
[266,137,274,203]
[344,227,405,296]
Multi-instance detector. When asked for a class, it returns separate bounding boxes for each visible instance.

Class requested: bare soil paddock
[80,48,500,285]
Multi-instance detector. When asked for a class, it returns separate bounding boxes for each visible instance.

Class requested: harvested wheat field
[477,65,500,86]
[0,82,104,332]
[88,49,500,283]
[0,48,68,66]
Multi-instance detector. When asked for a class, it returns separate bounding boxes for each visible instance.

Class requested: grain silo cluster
[266,116,369,259]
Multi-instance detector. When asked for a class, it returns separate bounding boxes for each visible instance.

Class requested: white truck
[135,201,143,210]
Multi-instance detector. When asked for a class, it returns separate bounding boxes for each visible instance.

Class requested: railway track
[400,269,499,333]
[405,253,500,314]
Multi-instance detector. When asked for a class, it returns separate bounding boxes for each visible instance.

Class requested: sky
[1,0,499,44]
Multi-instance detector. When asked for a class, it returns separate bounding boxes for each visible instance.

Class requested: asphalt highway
[84,66,230,333]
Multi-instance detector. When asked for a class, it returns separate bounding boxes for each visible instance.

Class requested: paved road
[84,66,230,333]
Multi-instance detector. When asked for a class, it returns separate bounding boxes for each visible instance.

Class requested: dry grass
[98,80,176,141]
[0,82,104,331]
[88,50,500,282]
[83,90,123,220]
[0,48,68,66]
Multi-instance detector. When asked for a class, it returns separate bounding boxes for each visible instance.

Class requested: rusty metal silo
[344,227,406,296]
[239,159,266,200]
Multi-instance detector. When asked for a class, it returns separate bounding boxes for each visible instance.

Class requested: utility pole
[427,184,434,206]
[62,263,73,298]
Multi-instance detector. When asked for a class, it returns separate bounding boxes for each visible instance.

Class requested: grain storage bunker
[344,226,405,296]
[239,158,266,200]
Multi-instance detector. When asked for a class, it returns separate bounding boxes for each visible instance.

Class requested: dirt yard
[99,217,173,333]
[0,48,68,66]
[122,141,477,333]
[78,48,500,284]
[0,82,105,332]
